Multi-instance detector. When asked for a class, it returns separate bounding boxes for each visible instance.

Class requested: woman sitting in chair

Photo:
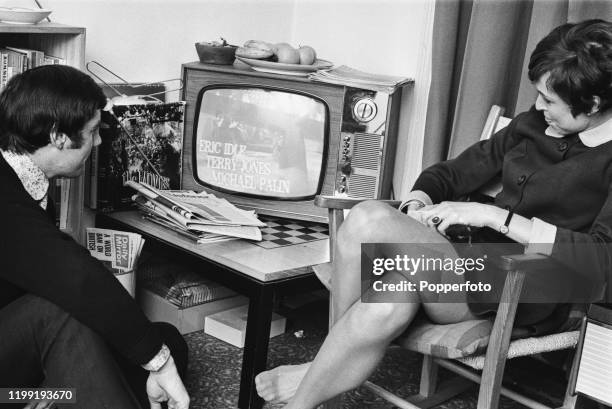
[257,19,612,408]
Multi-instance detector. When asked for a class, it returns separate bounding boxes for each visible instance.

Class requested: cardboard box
[138,288,247,334]
[204,304,286,348]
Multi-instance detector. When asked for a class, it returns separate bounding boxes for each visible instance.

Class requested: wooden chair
[313,105,583,409]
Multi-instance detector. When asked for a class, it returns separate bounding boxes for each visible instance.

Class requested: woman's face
[534,72,591,135]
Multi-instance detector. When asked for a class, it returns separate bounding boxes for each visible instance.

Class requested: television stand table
[96,210,329,409]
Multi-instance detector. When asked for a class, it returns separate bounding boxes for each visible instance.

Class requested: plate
[236,57,333,76]
[0,7,52,25]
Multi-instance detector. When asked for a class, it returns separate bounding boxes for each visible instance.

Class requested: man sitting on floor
[0,65,190,409]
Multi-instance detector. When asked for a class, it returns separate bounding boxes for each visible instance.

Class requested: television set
[181,62,410,223]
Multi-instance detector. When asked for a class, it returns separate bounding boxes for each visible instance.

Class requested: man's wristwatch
[499,210,514,234]
[142,343,171,372]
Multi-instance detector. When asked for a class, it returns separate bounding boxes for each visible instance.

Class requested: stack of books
[0,46,65,90]
[309,65,414,94]
[125,180,265,243]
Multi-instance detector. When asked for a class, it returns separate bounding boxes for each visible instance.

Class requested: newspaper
[308,65,414,94]
[85,227,145,273]
[125,181,264,227]
[141,213,239,244]
[133,195,263,241]
[164,190,265,227]
[125,180,264,241]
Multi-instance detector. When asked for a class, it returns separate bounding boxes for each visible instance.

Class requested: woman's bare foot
[255,362,311,403]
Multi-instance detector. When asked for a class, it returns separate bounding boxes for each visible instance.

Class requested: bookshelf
[0,22,86,241]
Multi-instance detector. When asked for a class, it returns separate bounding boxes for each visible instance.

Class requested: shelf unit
[0,22,86,241]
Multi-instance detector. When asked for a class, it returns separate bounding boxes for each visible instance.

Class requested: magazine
[125,180,264,227]
[141,213,239,244]
[308,65,414,94]
[125,180,264,241]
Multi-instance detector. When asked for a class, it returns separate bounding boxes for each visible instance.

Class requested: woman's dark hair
[528,19,612,116]
[0,64,107,153]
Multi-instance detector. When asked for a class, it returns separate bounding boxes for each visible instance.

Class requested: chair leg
[476,270,525,409]
[419,355,439,397]
[406,356,472,409]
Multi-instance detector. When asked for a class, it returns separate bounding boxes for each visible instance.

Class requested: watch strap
[500,210,514,234]
[142,343,171,372]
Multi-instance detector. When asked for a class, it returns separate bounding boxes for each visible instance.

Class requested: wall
[3,0,434,197]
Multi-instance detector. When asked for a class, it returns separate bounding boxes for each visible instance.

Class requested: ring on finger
[431,216,441,226]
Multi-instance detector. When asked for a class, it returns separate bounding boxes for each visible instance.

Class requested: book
[96,101,185,212]
[204,304,286,348]
[5,46,44,69]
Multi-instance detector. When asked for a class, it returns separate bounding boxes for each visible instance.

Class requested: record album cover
[96,101,185,212]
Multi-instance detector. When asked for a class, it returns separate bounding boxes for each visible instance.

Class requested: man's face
[56,110,101,177]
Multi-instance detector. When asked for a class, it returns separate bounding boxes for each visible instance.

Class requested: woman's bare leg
[256,201,475,405]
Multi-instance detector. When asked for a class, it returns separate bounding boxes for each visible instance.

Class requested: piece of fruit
[298,45,317,65]
[235,46,274,60]
[244,40,276,53]
[275,44,300,64]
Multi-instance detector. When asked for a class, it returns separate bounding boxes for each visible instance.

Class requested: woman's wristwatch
[142,343,171,372]
[499,210,514,234]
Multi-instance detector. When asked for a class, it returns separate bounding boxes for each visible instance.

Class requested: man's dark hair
[528,19,612,116]
[0,64,106,153]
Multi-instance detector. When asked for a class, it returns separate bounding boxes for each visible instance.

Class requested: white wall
[38,0,295,89]
[4,0,433,196]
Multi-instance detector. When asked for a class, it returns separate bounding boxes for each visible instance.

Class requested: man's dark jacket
[0,153,162,365]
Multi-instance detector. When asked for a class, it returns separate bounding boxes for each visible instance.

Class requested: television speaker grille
[348,174,378,198]
[347,133,382,198]
[352,133,382,170]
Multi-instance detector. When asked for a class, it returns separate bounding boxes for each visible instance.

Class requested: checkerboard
[253,216,329,249]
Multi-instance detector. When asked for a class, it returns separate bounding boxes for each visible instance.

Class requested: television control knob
[344,135,351,141]
[341,162,352,174]
[352,98,377,122]
[339,186,346,193]
[340,175,346,182]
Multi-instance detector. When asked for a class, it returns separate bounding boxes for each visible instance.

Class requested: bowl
[0,7,52,25]
[195,42,238,65]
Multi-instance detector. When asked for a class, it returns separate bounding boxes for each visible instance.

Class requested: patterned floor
[182,297,576,409]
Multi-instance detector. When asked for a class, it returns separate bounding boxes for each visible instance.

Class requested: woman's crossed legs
[256,201,477,408]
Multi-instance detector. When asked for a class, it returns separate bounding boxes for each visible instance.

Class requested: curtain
[422,0,612,167]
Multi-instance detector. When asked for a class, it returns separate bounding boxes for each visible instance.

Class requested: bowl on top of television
[195,37,238,65]
[0,7,52,24]
[234,40,332,75]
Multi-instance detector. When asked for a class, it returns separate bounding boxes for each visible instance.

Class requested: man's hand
[146,356,190,409]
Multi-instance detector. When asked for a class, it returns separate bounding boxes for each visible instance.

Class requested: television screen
[193,87,327,200]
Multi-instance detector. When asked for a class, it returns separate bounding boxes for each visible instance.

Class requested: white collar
[1,149,49,209]
[545,116,612,147]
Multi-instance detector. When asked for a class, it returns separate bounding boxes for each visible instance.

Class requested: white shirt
[1,149,49,209]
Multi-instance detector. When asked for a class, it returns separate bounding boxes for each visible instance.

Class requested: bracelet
[400,199,425,214]
[142,343,171,372]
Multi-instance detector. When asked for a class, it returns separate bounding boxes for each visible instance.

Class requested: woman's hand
[411,201,505,236]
